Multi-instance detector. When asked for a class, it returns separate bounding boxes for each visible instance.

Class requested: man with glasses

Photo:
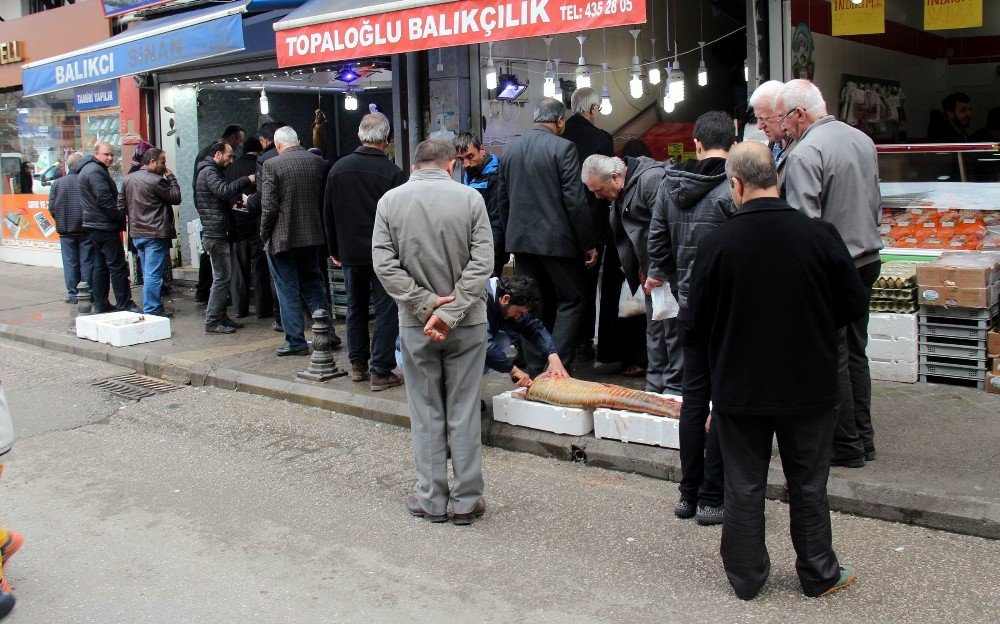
[497,98,598,376]
[776,79,883,469]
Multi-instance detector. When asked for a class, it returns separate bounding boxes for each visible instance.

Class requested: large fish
[517,374,681,418]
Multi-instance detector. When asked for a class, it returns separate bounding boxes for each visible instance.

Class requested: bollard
[297,309,347,382]
[76,281,93,315]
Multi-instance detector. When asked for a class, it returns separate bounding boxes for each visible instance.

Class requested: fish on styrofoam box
[868,357,918,383]
[491,390,594,436]
[593,393,683,450]
[76,311,171,347]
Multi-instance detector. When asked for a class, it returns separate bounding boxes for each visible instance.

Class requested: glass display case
[879,143,1000,257]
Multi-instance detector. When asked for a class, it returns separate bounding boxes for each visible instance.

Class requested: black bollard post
[297,309,347,382]
[76,281,93,315]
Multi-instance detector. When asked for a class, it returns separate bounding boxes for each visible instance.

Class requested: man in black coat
[195,141,253,334]
[247,122,285,328]
[226,137,262,319]
[78,142,138,313]
[560,87,615,362]
[324,112,405,388]
[49,152,95,304]
[684,142,867,601]
[497,97,598,375]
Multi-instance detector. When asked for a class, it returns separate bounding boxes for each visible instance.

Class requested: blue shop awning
[21,0,252,97]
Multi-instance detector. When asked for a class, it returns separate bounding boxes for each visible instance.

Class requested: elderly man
[580,153,673,392]
[48,152,94,304]
[455,132,505,277]
[498,98,597,376]
[777,79,883,468]
[79,142,138,314]
[195,141,254,334]
[686,141,867,600]
[325,113,405,389]
[373,139,493,525]
[749,80,793,172]
[647,111,737,526]
[119,147,181,316]
[562,87,615,362]
[261,127,330,356]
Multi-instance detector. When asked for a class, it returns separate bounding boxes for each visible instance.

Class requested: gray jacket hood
[622,156,666,198]
[73,155,104,175]
[664,157,728,211]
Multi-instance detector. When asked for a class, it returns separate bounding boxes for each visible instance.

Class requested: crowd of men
[45,76,886,601]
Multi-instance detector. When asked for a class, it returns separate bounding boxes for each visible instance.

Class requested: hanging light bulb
[552,58,563,98]
[744,59,749,82]
[259,86,269,115]
[669,43,685,103]
[663,91,675,113]
[600,62,612,115]
[485,42,498,91]
[648,2,661,85]
[542,37,556,98]
[575,35,591,88]
[697,42,708,87]
[628,29,643,99]
[436,49,444,73]
[344,89,358,111]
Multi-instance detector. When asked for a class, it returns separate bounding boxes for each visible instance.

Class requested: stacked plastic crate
[327,264,373,319]
[867,262,920,383]
[916,253,1000,389]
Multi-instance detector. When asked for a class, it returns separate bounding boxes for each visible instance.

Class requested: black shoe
[157,311,175,319]
[276,345,310,357]
[194,297,208,305]
[674,498,696,519]
[831,455,866,468]
[329,331,342,348]
[695,504,725,526]
[481,399,487,412]
[205,323,236,334]
[235,312,250,319]
[577,343,596,363]
[64,298,76,304]
[221,317,244,329]
[272,321,284,332]
[864,448,877,462]
[123,303,142,313]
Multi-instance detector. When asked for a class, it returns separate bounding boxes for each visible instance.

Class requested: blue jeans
[343,264,399,375]
[133,237,170,315]
[266,245,328,350]
[59,234,96,301]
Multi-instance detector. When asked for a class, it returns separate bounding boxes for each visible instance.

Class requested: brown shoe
[405,494,448,523]
[371,371,404,392]
[350,362,369,382]
[452,498,486,526]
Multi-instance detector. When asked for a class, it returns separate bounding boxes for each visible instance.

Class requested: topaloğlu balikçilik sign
[276,0,646,68]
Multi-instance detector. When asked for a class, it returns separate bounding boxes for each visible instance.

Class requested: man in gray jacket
[777,79,883,468]
[373,139,494,526]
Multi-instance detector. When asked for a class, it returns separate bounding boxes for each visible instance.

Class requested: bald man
[684,142,867,601]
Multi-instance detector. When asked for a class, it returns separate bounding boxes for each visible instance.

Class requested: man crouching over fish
[373,139,494,526]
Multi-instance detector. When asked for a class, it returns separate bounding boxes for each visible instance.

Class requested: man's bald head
[726,142,779,207]
[93,142,115,168]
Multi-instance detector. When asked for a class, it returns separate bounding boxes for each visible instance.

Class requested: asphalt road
[0,338,996,623]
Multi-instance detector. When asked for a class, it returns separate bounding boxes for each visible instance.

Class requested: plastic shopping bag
[650,284,679,321]
[618,283,647,318]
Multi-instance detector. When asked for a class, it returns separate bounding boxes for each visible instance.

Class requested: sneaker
[818,565,857,597]
[350,362,369,382]
[674,499,696,519]
[221,317,244,329]
[831,455,866,468]
[695,504,725,526]
[205,323,236,334]
[452,498,486,526]
[0,590,13,619]
[1,532,23,565]
[371,371,404,392]
[864,448,877,462]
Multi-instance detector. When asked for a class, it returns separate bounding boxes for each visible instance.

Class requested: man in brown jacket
[119,147,181,316]
[260,126,330,357]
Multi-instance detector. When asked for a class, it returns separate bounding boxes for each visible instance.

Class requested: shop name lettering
[285,0,554,57]
[926,0,966,5]
[0,41,24,65]
[832,0,882,8]
[54,55,115,86]
[77,89,116,105]
[53,35,183,85]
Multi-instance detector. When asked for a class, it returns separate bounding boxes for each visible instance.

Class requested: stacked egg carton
[869,262,919,313]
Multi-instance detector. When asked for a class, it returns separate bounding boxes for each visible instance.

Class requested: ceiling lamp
[697,42,708,87]
[600,62,612,115]
[629,29,643,99]
[553,58,563,98]
[668,44,685,103]
[259,86,269,115]
[344,89,358,111]
[485,42,498,91]
[575,35,591,88]
[663,90,675,113]
[648,38,661,86]
[542,37,556,98]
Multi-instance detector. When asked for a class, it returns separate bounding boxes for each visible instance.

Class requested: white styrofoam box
[594,409,681,449]
[187,220,202,268]
[77,311,171,347]
[869,358,919,383]
[868,312,918,341]
[866,336,918,362]
[492,391,594,436]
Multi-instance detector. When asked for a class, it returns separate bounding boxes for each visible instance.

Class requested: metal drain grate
[92,373,182,400]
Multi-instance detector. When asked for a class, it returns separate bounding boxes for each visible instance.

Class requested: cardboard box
[918,282,1000,308]
[916,253,1000,288]
[987,372,1000,394]
[989,331,1000,357]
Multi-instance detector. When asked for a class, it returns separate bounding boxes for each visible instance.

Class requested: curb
[2,322,997,540]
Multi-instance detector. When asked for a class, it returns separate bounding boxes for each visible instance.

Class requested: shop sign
[924,0,982,31]
[100,0,174,19]
[1,195,60,252]
[277,0,646,68]
[0,41,24,65]
[831,0,885,37]
[74,80,120,111]
[22,14,244,97]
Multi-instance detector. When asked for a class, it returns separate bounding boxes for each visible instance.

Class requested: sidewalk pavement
[0,261,997,539]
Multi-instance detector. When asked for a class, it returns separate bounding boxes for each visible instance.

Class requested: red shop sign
[276,0,647,68]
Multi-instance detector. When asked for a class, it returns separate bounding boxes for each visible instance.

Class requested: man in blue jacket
[455,132,505,278]
[486,276,568,386]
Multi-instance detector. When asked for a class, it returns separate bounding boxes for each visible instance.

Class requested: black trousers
[196,250,213,302]
[577,242,605,348]
[514,252,585,374]
[87,229,134,313]
[252,237,278,320]
[596,243,647,368]
[230,238,254,318]
[715,409,842,600]
[834,260,880,460]
[677,319,723,507]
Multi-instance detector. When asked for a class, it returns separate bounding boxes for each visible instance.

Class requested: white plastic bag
[650,285,679,321]
[618,283,647,318]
